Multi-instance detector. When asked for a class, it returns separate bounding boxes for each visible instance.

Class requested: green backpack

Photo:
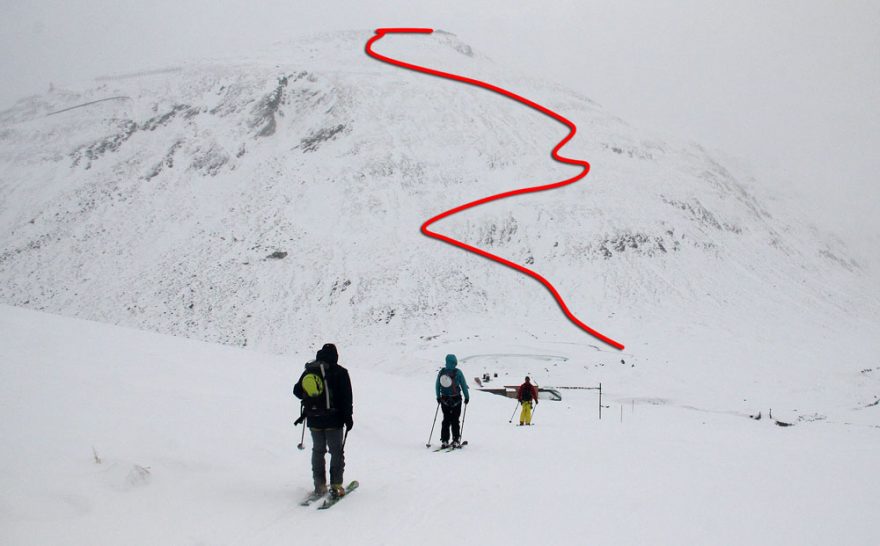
[300,361,334,417]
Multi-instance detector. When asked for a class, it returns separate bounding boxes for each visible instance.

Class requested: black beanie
[317,343,338,365]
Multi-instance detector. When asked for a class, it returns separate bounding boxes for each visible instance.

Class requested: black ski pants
[310,427,345,487]
[440,398,462,443]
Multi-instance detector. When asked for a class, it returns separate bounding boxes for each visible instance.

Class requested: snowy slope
[1,304,878,545]
[0,30,874,354]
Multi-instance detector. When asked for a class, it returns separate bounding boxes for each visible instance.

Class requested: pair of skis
[432,440,468,452]
[299,480,359,510]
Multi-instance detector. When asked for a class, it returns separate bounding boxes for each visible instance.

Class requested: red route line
[365,27,624,351]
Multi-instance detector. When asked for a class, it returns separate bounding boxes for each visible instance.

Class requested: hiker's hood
[445,354,458,370]
[316,343,338,365]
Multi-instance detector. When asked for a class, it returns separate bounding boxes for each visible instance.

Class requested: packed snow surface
[1,305,879,545]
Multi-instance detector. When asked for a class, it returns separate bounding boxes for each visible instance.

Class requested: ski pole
[297,419,306,450]
[342,427,349,449]
[426,402,440,448]
[459,401,468,441]
[508,400,520,423]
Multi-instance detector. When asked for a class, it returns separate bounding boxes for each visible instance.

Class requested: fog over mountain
[4,2,877,267]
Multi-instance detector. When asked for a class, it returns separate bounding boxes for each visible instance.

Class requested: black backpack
[299,361,335,417]
[438,368,461,397]
[520,383,533,402]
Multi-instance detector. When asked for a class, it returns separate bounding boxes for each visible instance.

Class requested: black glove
[436,397,442,404]
[464,398,470,405]
[345,417,354,431]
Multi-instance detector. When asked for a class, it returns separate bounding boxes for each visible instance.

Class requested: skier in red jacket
[517,376,539,426]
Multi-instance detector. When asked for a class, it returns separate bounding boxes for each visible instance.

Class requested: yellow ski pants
[519,401,534,425]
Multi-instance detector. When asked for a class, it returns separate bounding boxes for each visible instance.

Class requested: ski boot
[329,484,346,499]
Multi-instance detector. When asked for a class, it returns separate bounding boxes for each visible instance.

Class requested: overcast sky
[2,0,877,265]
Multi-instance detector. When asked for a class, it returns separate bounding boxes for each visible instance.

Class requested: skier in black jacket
[293,343,353,498]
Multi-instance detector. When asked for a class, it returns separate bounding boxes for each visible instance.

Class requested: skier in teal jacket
[435,354,469,448]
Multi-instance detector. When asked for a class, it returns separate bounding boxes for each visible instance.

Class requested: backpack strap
[319,362,330,410]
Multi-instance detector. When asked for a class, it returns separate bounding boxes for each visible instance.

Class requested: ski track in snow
[365,28,625,351]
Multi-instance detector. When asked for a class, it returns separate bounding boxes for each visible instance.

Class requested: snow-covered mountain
[0,30,877,410]
[1,30,879,545]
